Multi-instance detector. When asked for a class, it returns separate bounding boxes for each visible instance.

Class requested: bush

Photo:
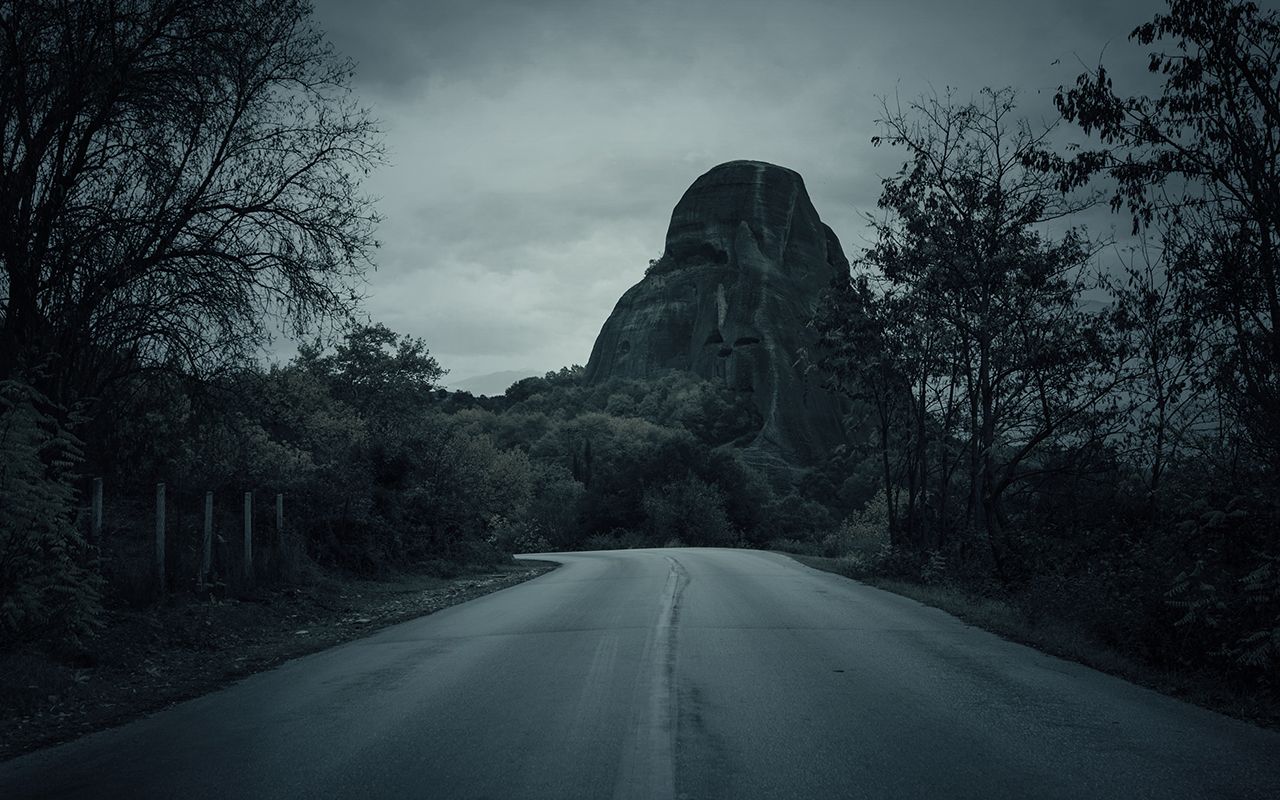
[583,530,650,551]
[823,490,890,557]
[920,550,948,585]
[767,537,824,556]
[0,380,102,648]
[834,554,873,579]
[486,515,552,554]
[1164,489,1280,682]
[766,493,834,546]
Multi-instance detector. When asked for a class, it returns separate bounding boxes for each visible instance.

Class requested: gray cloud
[310,0,1168,385]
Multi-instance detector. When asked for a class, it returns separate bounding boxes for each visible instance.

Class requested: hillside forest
[1,0,1277,705]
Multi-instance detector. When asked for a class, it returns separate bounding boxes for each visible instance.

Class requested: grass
[787,553,1280,730]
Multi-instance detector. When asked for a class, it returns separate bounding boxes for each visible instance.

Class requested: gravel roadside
[0,561,557,760]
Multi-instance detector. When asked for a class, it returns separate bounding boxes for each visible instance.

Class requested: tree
[642,474,735,546]
[813,274,919,548]
[821,88,1120,578]
[0,0,382,405]
[1105,246,1217,510]
[303,323,445,425]
[1046,0,1280,472]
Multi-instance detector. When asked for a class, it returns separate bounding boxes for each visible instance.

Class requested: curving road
[2,548,1278,799]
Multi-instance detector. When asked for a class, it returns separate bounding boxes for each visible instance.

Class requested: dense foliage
[0,380,101,647]
[51,329,825,602]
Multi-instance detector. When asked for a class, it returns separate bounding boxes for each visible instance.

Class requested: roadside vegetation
[1,0,1277,750]
[806,0,1280,716]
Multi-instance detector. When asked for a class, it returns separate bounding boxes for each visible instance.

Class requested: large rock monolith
[585,160,848,473]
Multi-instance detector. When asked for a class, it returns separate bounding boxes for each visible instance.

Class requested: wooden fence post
[243,491,253,581]
[201,491,213,588]
[91,477,103,543]
[155,482,165,594]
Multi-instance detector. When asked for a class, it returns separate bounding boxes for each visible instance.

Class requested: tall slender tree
[820,89,1119,578]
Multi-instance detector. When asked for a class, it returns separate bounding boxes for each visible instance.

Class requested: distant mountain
[585,160,848,473]
[448,370,539,397]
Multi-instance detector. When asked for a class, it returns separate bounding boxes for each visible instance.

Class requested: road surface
[2,548,1277,798]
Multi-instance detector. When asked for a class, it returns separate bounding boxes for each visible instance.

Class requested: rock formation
[584,160,848,472]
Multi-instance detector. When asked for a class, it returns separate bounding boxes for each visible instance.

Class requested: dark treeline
[1,0,1276,700]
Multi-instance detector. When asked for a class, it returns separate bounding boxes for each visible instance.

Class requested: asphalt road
[2,548,1278,799]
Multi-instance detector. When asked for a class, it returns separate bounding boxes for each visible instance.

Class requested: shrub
[767,537,824,556]
[767,493,835,544]
[583,529,650,551]
[834,554,872,578]
[0,380,102,648]
[823,490,890,557]
[486,515,552,554]
[920,550,948,585]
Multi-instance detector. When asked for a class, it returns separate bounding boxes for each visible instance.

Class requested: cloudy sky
[308,0,1167,389]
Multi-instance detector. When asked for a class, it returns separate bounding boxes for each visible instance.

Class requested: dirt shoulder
[785,552,1279,730]
[0,560,558,760]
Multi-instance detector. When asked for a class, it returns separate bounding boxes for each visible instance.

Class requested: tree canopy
[0,0,382,403]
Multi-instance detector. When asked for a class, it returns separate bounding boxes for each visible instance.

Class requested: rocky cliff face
[584,160,847,471]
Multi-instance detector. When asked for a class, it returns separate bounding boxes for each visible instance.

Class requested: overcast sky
[308,0,1168,388]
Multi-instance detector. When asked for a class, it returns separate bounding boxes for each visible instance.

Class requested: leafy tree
[642,475,735,546]
[1104,248,1217,510]
[1046,0,1280,471]
[303,323,444,425]
[503,365,585,404]
[764,493,835,545]
[1028,0,1280,680]
[813,275,920,547]
[557,413,700,536]
[701,447,775,545]
[820,88,1121,579]
[521,462,585,550]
